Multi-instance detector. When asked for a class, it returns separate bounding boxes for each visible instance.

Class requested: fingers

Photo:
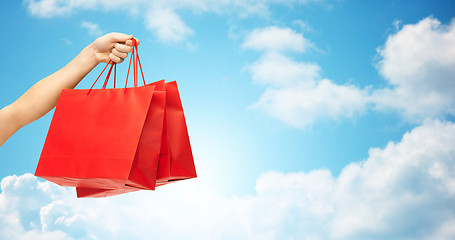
[109,52,124,64]
[112,48,128,59]
[113,43,132,53]
[107,32,134,44]
[100,33,140,64]
[125,38,140,47]
[109,42,133,63]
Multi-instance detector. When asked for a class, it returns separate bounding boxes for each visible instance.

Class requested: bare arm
[0,32,138,147]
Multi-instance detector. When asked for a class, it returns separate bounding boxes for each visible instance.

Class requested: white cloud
[0,174,75,240]
[242,26,312,53]
[62,38,72,45]
[292,19,314,32]
[144,6,194,44]
[330,119,455,239]
[1,120,455,239]
[244,26,369,129]
[246,17,455,129]
[81,21,103,36]
[429,219,455,240]
[23,0,331,44]
[247,53,321,87]
[24,0,75,18]
[374,17,455,120]
[252,78,369,129]
[23,0,143,17]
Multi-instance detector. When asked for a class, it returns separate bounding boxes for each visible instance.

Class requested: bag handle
[87,38,145,95]
[125,38,146,90]
[103,62,116,89]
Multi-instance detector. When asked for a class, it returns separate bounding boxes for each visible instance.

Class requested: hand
[91,32,140,64]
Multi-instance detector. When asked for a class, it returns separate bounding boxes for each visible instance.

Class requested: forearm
[11,43,99,128]
[0,33,134,147]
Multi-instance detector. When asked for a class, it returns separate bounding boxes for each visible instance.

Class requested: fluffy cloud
[252,78,369,129]
[24,0,76,18]
[144,6,194,43]
[23,0,328,44]
[247,53,321,87]
[246,17,455,129]
[81,21,103,36]
[330,119,455,239]
[23,0,141,18]
[23,0,326,17]
[2,120,455,239]
[242,26,312,53]
[244,26,369,129]
[374,17,455,120]
[0,174,75,239]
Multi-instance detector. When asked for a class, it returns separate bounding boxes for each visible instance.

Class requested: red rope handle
[88,37,146,95]
[88,60,112,95]
[134,41,138,87]
[125,38,146,90]
[125,44,134,92]
[133,38,146,86]
[102,62,115,89]
[136,46,146,86]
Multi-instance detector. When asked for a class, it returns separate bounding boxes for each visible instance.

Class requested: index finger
[114,43,132,53]
[125,38,140,47]
[107,32,134,43]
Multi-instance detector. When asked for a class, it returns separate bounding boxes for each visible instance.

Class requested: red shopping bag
[156,81,197,183]
[36,39,166,192]
[75,80,167,198]
[35,84,162,189]
[76,80,197,198]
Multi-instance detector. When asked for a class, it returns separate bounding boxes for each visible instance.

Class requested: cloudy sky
[1,0,455,239]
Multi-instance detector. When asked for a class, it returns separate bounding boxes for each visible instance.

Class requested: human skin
[0,32,139,147]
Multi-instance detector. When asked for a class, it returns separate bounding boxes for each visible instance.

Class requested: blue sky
[1,0,455,239]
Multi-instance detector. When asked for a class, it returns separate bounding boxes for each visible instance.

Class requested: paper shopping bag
[37,37,196,198]
[35,84,163,190]
[125,81,166,190]
[36,37,170,193]
[75,80,197,198]
[156,81,197,183]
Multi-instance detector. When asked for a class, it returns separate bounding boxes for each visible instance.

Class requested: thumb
[107,32,133,43]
